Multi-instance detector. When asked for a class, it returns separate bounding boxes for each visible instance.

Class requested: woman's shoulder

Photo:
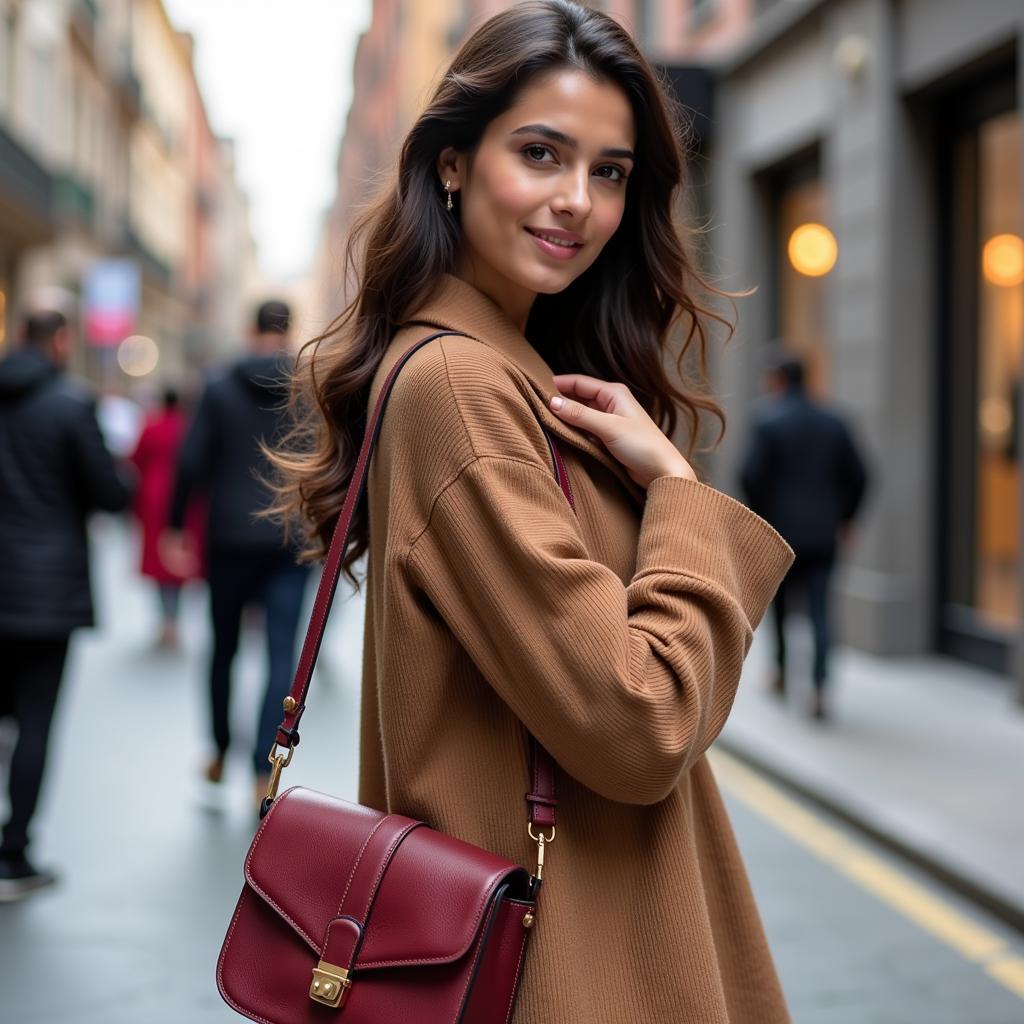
[377,325,550,467]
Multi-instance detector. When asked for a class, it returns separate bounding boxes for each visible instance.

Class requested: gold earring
[445,179,453,212]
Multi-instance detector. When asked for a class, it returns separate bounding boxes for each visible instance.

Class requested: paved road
[1,518,1021,1022]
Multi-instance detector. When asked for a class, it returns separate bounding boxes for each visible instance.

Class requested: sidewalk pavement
[722,618,1024,931]
[0,517,365,1023]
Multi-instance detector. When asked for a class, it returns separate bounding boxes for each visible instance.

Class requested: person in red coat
[129,388,203,649]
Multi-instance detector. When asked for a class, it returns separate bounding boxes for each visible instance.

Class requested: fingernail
[550,395,563,410]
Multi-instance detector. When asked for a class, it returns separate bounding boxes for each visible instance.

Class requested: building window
[975,111,1021,633]
[765,151,834,399]
[939,70,1021,665]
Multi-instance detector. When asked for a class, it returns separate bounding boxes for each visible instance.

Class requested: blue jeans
[206,547,310,774]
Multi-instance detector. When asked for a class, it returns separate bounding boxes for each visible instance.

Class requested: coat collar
[399,272,646,506]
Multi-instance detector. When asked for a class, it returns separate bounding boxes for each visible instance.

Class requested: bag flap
[245,786,531,970]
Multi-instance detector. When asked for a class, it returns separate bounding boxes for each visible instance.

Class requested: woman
[129,387,202,649]
[268,2,795,1020]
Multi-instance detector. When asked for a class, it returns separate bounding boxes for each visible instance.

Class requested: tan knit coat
[358,272,796,1023]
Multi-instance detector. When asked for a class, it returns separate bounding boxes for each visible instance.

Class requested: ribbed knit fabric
[357,273,796,1023]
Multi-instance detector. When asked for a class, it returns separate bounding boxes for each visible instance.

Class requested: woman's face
[439,68,636,329]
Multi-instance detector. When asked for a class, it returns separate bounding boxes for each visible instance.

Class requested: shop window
[939,69,1021,665]
[973,110,1021,631]
[767,153,834,399]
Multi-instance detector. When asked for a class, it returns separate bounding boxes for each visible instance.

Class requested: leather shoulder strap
[273,330,566,830]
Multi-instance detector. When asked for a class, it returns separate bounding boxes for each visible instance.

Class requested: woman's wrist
[652,459,699,484]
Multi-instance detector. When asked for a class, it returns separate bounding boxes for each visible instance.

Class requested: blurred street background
[1,1,1023,1022]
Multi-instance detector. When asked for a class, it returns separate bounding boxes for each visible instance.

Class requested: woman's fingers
[551,373,634,415]
[549,371,697,488]
[549,390,610,435]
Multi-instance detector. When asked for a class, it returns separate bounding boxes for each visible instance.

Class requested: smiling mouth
[524,227,583,249]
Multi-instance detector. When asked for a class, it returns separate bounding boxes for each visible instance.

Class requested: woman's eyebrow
[510,123,635,161]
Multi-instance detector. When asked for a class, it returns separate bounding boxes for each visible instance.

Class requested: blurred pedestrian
[0,309,133,900]
[129,387,203,650]
[164,301,310,809]
[739,352,870,719]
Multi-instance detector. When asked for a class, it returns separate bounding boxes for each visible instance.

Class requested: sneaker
[0,853,58,902]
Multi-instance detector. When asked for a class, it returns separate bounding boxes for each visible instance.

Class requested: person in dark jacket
[165,300,310,807]
[739,353,869,720]
[0,309,133,899]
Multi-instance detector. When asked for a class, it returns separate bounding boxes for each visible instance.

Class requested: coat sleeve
[404,455,795,805]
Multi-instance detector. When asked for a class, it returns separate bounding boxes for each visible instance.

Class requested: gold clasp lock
[309,960,352,1008]
[527,822,555,881]
[263,742,294,807]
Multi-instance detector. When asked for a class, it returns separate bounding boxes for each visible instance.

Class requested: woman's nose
[552,169,592,219]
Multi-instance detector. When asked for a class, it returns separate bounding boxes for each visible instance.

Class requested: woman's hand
[159,529,201,578]
[548,373,698,490]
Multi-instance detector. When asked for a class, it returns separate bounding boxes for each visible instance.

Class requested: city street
[1,518,1023,1023]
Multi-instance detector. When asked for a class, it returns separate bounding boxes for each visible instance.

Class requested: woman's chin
[516,263,577,296]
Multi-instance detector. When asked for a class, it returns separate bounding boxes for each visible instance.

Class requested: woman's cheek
[490,171,541,226]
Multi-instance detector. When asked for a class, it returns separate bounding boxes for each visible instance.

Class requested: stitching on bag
[217,886,278,1024]
[504,922,530,1024]
[356,820,422,922]
[244,876,319,954]
[356,868,508,969]
[335,814,390,918]
[244,791,320,952]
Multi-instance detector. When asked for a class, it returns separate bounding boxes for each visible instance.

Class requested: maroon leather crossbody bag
[216,330,571,1023]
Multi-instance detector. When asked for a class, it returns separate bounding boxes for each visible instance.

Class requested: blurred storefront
[0,0,259,389]
[699,0,1023,690]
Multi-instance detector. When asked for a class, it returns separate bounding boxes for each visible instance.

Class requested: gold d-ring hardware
[264,743,294,806]
[527,823,555,881]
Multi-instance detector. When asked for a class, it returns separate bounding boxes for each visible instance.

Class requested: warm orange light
[982,233,1024,287]
[788,223,838,277]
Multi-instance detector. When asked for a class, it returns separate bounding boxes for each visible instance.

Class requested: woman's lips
[524,227,583,260]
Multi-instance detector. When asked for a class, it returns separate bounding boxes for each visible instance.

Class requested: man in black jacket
[739,354,869,720]
[0,309,133,899]
[166,300,309,807]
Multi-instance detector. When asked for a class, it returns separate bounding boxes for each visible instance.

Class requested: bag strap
[264,330,565,843]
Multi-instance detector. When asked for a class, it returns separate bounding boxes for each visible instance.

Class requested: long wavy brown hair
[265,0,737,591]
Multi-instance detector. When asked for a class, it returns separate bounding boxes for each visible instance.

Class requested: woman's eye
[596,165,628,183]
[522,145,629,184]
[523,144,553,163]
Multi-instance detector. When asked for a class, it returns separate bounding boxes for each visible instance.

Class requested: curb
[715,735,1024,936]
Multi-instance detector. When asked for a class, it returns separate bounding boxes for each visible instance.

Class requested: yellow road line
[709,747,1024,1002]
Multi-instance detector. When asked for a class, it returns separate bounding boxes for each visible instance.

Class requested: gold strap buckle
[263,742,294,807]
[309,960,352,1008]
[527,822,555,881]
